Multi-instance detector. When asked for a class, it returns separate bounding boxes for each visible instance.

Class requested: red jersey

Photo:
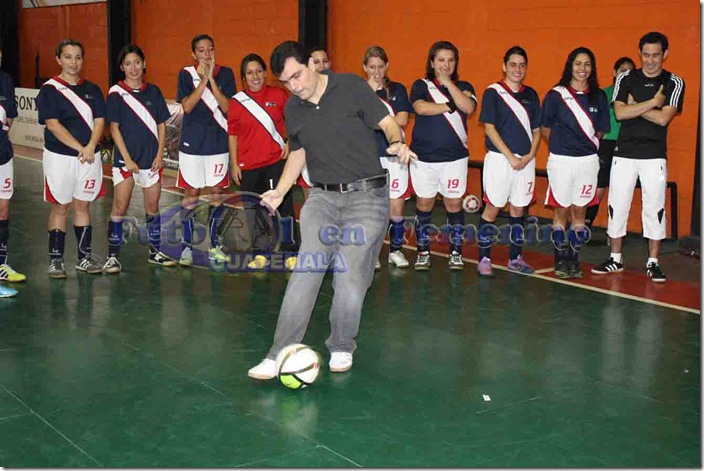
[227,85,288,170]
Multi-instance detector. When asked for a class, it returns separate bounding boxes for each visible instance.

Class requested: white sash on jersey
[184,66,228,133]
[487,83,532,143]
[0,104,7,132]
[45,78,94,131]
[422,79,467,149]
[553,86,599,150]
[233,91,285,148]
[108,84,158,141]
[300,164,312,186]
[377,95,407,144]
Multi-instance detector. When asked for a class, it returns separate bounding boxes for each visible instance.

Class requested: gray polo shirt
[285,71,388,185]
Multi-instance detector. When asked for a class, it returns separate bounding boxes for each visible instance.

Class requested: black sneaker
[555,260,570,279]
[646,262,667,283]
[568,260,583,279]
[591,257,624,275]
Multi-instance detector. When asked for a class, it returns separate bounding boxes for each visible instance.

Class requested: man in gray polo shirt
[248,41,415,379]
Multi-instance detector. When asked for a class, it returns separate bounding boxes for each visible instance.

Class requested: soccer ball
[276,344,321,389]
[462,194,481,213]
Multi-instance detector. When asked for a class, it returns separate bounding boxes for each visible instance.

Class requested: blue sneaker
[507,256,535,274]
[0,284,17,298]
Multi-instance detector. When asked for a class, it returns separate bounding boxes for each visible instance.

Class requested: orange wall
[18,0,108,92]
[328,0,700,237]
[131,0,298,98]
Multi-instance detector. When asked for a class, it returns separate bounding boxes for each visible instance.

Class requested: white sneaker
[247,358,277,380]
[388,250,410,268]
[329,352,353,373]
[179,247,193,267]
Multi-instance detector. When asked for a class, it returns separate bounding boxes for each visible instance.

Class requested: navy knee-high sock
[48,229,66,260]
[478,218,494,260]
[0,220,8,265]
[389,219,405,253]
[147,213,160,252]
[552,227,567,265]
[509,216,524,261]
[447,211,464,255]
[414,209,433,253]
[74,225,92,260]
[108,219,122,258]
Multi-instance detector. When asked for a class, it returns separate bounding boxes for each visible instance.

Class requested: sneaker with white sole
[48,259,67,279]
[646,262,667,283]
[103,256,122,274]
[208,245,229,263]
[0,284,17,298]
[448,251,464,270]
[247,255,270,270]
[388,250,410,268]
[591,257,624,275]
[76,255,103,274]
[149,250,177,267]
[0,263,26,282]
[477,257,495,277]
[329,352,353,373]
[248,358,277,380]
[507,256,534,274]
[414,251,431,271]
[179,247,194,267]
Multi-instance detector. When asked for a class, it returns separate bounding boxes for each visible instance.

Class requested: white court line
[15,153,700,315]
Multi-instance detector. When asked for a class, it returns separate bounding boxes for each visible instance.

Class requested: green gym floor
[0,148,700,467]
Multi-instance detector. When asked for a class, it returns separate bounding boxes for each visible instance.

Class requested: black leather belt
[313,173,388,193]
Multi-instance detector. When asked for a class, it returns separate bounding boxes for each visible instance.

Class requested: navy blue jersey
[613,68,685,160]
[0,70,17,166]
[410,78,476,162]
[177,65,236,155]
[107,82,171,169]
[374,81,411,157]
[540,87,610,157]
[479,82,540,156]
[37,76,106,157]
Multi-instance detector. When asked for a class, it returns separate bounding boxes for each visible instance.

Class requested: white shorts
[545,153,598,208]
[607,157,668,240]
[0,159,13,200]
[43,149,105,204]
[410,157,468,199]
[112,166,162,188]
[380,156,411,199]
[482,151,535,208]
[176,152,230,190]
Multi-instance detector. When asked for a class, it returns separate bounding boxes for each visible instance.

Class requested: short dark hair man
[591,31,685,282]
[248,41,415,379]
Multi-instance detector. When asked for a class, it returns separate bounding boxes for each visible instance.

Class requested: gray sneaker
[76,255,103,274]
[448,251,464,270]
[48,258,67,279]
[179,247,194,267]
[507,256,535,274]
[414,251,431,271]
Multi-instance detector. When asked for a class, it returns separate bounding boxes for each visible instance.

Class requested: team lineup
[0,32,686,377]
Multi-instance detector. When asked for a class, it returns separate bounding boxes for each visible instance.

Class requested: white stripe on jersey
[487,83,532,143]
[421,79,468,149]
[233,91,285,148]
[108,84,159,141]
[553,86,599,150]
[44,78,94,131]
[0,103,7,131]
[183,66,228,133]
[668,74,683,108]
[611,70,630,104]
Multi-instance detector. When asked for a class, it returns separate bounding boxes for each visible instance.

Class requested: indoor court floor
[0,147,700,467]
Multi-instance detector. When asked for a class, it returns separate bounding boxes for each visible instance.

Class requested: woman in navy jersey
[102,44,177,274]
[409,40,477,271]
[540,47,609,279]
[0,38,22,296]
[37,39,107,279]
[227,53,299,271]
[362,46,412,269]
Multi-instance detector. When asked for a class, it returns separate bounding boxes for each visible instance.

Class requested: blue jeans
[266,182,389,358]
